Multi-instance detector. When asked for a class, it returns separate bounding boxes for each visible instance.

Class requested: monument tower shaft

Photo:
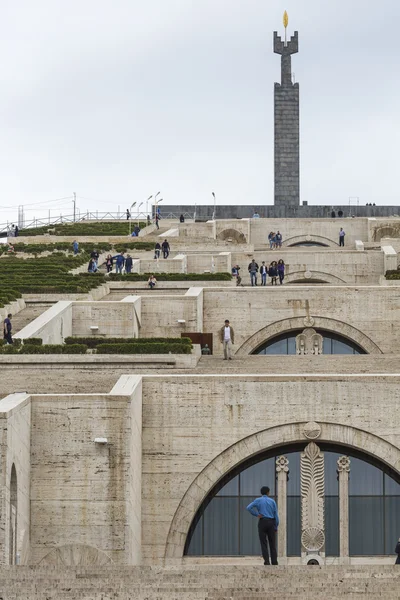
[274,26,300,208]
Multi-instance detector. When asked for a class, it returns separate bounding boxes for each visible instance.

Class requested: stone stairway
[11,301,54,334]
[0,565,398,600]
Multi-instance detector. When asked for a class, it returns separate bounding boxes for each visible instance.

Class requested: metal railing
[0,210,198,235]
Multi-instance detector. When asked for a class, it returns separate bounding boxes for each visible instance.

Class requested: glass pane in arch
[203,497,239,555]
[349,458,383,495]
[240,458,275,496]
[254,330,365,355]
[384,497,400,554]
[349,497,384,555]
[384,474,400,495]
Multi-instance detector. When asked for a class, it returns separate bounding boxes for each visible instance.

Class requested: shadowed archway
[285,271,347,285]
[283,235,338,248]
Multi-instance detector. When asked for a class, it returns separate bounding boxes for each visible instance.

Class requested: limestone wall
[72,300,140,338]
[186,252,231,274]
[140,374,400,563]
[202,286,400,355]
[140,289,202,338]
[248,218,369,247]
[230,249,384,285]
[0,393,31,566]
[29,392,131,564]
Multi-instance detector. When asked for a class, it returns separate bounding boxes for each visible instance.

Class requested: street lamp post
[154,191,161,219]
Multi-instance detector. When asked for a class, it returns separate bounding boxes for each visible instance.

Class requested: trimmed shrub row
[0,344,88,355]
[0,342,192,355]
[96,343,192,355]
[0,242,112,256]
[108,272,232,281]
[385,270,400,280]
[0,255,106,307]
[113,242,155,252]
[20,222,147,237]
[64,336,192,348]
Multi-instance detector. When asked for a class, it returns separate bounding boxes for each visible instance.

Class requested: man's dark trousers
[258,517,278,565]
[4,333,12,344]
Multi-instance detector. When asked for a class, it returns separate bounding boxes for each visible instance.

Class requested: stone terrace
[0,565,398,599]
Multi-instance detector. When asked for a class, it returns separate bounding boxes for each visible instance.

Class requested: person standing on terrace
[3,314,13,344]
[113,251,125,274]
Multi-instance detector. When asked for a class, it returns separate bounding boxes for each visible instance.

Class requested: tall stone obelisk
[274,12,300,208]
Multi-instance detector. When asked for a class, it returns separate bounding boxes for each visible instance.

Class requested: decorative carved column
[300,442,325,556]
[276,456,289,560]
[337,455,351,563]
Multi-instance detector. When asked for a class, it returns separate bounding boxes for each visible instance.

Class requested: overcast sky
[1,0,400,224]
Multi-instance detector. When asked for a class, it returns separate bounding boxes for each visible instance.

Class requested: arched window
[253,330,365,355]
[184,445,400,557]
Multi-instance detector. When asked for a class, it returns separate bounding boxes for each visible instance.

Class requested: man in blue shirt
[246,486,279,565]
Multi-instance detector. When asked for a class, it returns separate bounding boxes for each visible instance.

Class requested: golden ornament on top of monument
[283,10,289,29]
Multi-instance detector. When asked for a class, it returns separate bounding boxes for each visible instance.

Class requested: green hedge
[385,270,400,280]
[113,242,155,252]
[0,242,112,256]
[0,255,106,306]
[96,342,192,354]
[23,338,43,346]
[17,344,87,354]
[19,222,147,237]
[108,272,232,281]
[64,336,192,348]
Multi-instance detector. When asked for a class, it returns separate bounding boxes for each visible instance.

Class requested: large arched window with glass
[253,331,366,355]
[184,445,400,557]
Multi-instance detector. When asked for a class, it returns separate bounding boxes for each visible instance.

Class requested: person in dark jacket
[268,261,278,285]
[3,314,13,344]
[90,249,99,262]
[248,259,259,286]
[396,538,400,564]
[179,214,185,223]
[105,254,113,273]
[125,254,133,274]
[277,259,285,285]
[162,239,170,259]
[154,242,161,259]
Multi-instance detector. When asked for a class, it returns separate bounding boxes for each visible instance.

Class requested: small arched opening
[216,229,247,244]
[10,464,17,565]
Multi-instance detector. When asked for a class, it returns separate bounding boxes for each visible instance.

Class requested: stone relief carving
[296,328,323,355]
[276,455,289,473]
[303,422,321,440]
[301,527,325,553]
[303,316,315,327]
[300,442,325,553]
[337,455,351,473]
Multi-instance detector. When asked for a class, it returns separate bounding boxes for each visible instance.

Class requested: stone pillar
[273,30,300,209]
[337,455,351,563]
[300,442,325,557]
[276,455,289,560]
